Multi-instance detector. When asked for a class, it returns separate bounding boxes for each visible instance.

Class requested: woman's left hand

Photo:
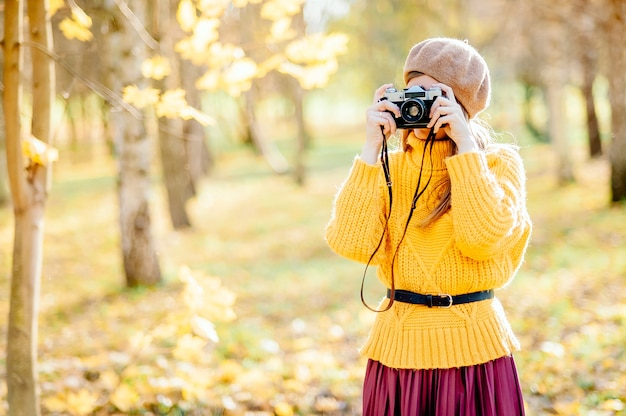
[427,83,478,153]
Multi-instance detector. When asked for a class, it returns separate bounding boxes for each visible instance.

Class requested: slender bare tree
[0,118,9,206]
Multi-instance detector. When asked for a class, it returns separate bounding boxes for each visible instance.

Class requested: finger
[433,83,458,104]
[379,113,392,135]
[368,110,390,133]
[430,96,459,114]
[378,102,401,118]
[429,104,461,123]
[373,83,394,103]
[380,112,398,136]
[431,114,454,132]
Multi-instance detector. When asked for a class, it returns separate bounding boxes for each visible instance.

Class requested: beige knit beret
[403,38,491,119]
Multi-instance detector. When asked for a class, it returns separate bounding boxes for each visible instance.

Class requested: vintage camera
[380,85,442,128]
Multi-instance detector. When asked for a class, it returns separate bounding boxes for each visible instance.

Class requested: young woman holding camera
[325,37,532,415]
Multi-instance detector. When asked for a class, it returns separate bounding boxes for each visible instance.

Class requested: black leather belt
[387,288,494,308]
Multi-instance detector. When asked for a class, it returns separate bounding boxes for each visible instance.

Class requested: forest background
[1,0,625,415]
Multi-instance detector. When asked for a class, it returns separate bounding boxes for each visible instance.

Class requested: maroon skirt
[363,356,525,416]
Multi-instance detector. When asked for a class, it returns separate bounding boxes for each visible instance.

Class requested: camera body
[380,85,442,128]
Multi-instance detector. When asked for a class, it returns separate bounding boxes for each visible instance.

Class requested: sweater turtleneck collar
[404,131,456,171]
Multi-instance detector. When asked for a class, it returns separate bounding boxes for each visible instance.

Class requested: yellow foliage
[99,369,121,391]
[178,106,216,126]
[196,69,220,90]
[174,38,207,65]
[270,17,296,42]
[110,383,140,412]
[279,60,339,90]
[172,333,208,363]
[602,399,625,411]
[274,401,294,416]
[191,315,219,342]
[141,55,171,80]
[49,0,64,16]
[233,0,264,7]
[260,0,306,20]
[192,18,221,49]
[155,89,189,119]
[180,382,214,404]
[59,17,93,41]
[42,390,99,415]
[42,394,68,413]
[197,0,230,18]
[179,266,236,321]
[218,359,243,383]
[176,38,237,67]
[59,6,93,42]
[177,0,197,32]
[285,33,349,64]
[257,54,284,76]
[223,58,258,85]
[22,135,59,167]
[122,85,160,109]
[196,56,260,96]
[71,6,92,28]
[65,390,99,415]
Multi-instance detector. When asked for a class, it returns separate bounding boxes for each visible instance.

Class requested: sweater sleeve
[445,145,532,261]
[325,156,390,264]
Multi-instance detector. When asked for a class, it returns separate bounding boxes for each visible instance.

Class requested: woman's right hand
[361,83,401,165]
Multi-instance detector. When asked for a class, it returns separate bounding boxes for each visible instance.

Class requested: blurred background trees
[3,0,625,212]
[1,0,626,414]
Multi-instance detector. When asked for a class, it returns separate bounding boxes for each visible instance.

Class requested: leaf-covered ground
[0,131,625,415]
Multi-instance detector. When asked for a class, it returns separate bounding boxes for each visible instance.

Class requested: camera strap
[360,127,437,313]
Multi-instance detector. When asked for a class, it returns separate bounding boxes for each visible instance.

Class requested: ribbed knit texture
[325,133,532,369]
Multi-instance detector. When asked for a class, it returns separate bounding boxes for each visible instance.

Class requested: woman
[325,38,532,415]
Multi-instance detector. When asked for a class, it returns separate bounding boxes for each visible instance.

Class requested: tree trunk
[545,20,574,184]
[105,0,162,286]
[289,12,309,186]
[5,0,55,414]
[574,6,602,159]
[292,81,308,186]
[157,116,194,229]
[152,0,193,229]
[607,0,626,202]
[581,52,602,158]
[181,61,213,181]
[0,116,10,206]
[243,85,289,174]
[521,83,547,142]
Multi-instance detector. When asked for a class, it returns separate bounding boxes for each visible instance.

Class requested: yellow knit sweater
[325,133,532,369]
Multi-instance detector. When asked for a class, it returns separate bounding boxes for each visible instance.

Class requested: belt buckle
[436,294,453,308]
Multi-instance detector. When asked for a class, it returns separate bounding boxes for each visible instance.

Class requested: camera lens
[400,99,425,123]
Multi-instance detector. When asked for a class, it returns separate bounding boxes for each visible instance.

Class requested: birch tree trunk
[105,0,162,286]
[5,0,55,414]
